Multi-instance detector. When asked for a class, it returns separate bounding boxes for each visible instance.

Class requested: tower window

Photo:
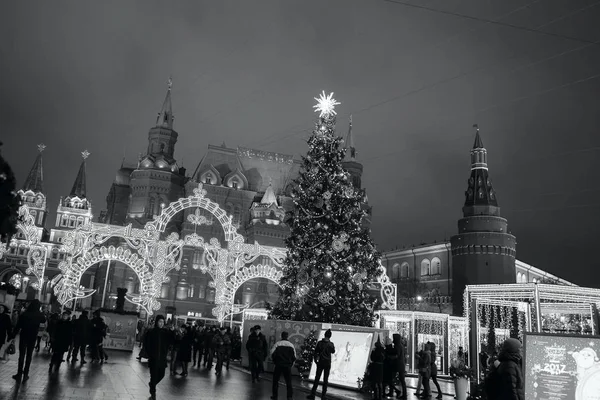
[231,179,238,189]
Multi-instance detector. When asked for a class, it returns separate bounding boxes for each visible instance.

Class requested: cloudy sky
[2,0,599,287]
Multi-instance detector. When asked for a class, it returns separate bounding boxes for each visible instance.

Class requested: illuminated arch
[55,245,156,312]
[146,184,242,243]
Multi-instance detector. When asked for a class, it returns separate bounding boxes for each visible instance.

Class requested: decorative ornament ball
[323,191,332,200]
[332,239,345,252]
[314,198,324,208]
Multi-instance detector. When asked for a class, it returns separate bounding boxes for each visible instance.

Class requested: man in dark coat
[496,338,525,400]
[271,331,296,400]
[192,323,203,368]
[90,310,106,362]
[49,310,73,372]
[392,334,408,399]
[307,329,336,400]
[144,315,173,399]
[72,310,91,364]
[11,299,46,381]
[246,324,268,383]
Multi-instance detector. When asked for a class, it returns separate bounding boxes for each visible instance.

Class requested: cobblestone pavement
[0,348,456,399]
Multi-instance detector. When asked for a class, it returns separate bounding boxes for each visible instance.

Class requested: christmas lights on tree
[269,91,381,326]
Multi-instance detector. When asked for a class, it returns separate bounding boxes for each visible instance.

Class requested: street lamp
[416,295,423,302]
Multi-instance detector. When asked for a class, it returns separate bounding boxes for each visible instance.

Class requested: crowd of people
[0,300,526,400]
[0,300,111,381]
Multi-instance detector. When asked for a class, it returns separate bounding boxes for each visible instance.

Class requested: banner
[524,333,600,400]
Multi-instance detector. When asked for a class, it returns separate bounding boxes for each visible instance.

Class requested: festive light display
[268,92,384,326]
[53,182,288,320]
[0,205,48,298]
[464,283,600,383]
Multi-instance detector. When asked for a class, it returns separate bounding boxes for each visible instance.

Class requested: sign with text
[524,333,600,400]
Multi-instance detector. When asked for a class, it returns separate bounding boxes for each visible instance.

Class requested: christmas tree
[269,91,381,326]
[296,330,318,378]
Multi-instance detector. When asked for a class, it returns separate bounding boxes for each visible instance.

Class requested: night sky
[2,1,599,287]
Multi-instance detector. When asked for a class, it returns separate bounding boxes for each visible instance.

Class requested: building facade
[1,84,368,323]
[382,128,573,315]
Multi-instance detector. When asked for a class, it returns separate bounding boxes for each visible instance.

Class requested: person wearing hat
[144,315,174,399]
[10,299,46,382]
[49,310,73,372]
[72,310,91,364]
[496,338,525,400]
[213,326,229,376]
[246,324,268,383]
[307,329,336,400]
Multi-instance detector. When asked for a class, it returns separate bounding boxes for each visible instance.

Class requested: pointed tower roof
[155,77,174,129]
[345,115,356,160]
[260,179,278,205]
[22,144,46,193]
[463,125,499,211]
[70,150,89,198]
[473,128,484,149]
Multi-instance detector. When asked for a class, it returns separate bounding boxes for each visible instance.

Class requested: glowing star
[81,150,90,160]
[37,143,46,153]
[313,91,341,118]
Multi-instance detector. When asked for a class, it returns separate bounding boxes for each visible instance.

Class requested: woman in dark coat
[496,338,525,400]
[176,325,192,376]
[370,340,386,400]
[0,304,12,350]
[49,310,73,372]
[393,334,408,398]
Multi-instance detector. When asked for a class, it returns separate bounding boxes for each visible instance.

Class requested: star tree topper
[313,91,341,118]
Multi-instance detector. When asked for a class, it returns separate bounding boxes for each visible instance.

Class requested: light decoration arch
[54,245,154,309]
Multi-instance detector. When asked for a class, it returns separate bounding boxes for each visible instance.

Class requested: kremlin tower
[18,144,48,234]
[450,126,517,313]
[125,79,186,230]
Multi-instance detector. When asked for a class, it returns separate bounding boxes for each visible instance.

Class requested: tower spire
[345,115,356,160]
[70,150,89,198]
[463,125,498,211]
[260,178,278,205]
[155,76,174,129]
[22,144,46,193]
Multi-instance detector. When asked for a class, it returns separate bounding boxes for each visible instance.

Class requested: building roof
[463,129,498,208]
[22,144,45,193]
[155,78,174,129]
[260,181,278,205]
[193,144,301,194]
[70,151,89,198]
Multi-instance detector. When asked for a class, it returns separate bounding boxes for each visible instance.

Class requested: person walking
[224,326,232,370]
[383,337,400,398]
[370,339,386,400]
[392,334,408,399]
[417,343,432,399]
[0,304,12,359]
[246,324,268,383]
[270,331,296,400]
[72,310,91,364]
[307,329,336,400]
[213,326,228,376]
[144,315,173,399]
[10,299,46,382]
[49,310,73,372]
[169,324,183,375]
[90,310,106,362]
[176,325,193,376]
[496,338,525,400]
[192,323,203,368]
[428,342,443,399]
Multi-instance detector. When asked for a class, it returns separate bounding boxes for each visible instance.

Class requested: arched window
[400,262,409,278]
[431,257,442,275]
[392,263,400,279]
[61,215,69,227]
[517,272,522,283]
[532,277,537,283]
[188,284,195,298]
[421,259,431,276]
